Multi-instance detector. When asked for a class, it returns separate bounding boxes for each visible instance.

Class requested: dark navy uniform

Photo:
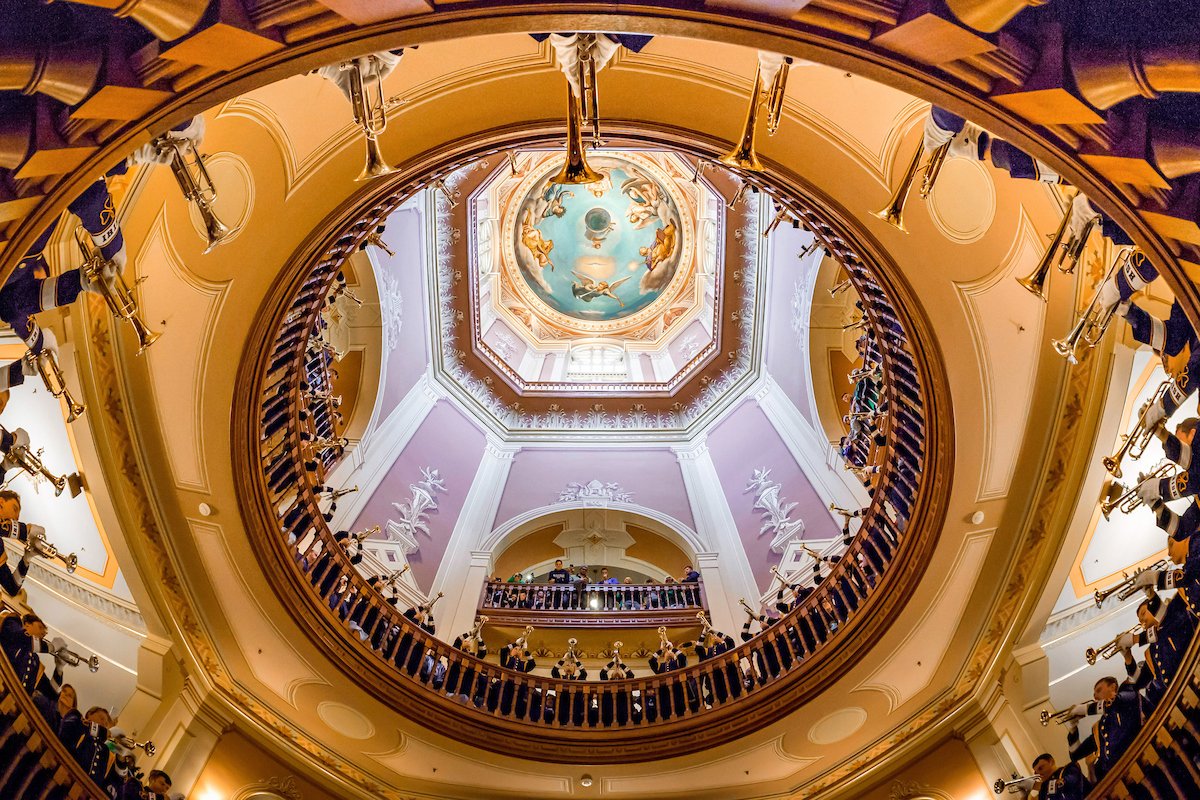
[1038,761,1091,800]
[1068,686,1146,779]
[1132,593,1195,706]
[0,614,61,696]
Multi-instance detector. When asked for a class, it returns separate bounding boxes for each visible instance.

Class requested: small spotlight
[580,775,594,787]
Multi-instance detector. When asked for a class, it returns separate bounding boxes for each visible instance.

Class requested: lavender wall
[764,224,816,422]
[377,206,430,412]
[351,400,486,589]
[707,399,839,592]
[494,448,695,532]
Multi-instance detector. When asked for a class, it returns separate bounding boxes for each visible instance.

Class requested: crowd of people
[485,561,703,611]
[921,105,1200,798]
[839,306,888,480]
[1,603,174,799]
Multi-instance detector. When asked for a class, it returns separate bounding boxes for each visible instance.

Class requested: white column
[429,438,518,638]
[673,440,759,634]
[325,371,439,530]
[756,374,870,512]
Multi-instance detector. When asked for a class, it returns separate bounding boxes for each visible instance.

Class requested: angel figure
[571,271,631,307]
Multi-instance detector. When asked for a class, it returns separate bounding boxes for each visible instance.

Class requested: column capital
[671,438,709,461]
[484,436,521,461]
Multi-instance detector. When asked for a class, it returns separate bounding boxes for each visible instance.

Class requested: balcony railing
[0,614,116,800]
[233,128,953,763]
[479,580,707,627]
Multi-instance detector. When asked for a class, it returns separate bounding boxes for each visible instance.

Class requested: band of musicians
[4,3,1200,796]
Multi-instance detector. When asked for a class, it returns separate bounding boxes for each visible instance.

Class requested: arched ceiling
[32,23,1132,800]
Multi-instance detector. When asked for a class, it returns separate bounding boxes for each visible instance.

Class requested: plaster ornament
[746,467,806,553]
[388,467,446,552]
[558,479,634,505]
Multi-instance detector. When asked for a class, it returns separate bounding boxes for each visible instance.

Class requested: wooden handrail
[1085,623,1200,798]
[0,622,115,800]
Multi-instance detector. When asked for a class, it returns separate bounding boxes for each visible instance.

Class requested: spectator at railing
[548,559,571,609]
[571,564,588,609]
[34,680,76,732]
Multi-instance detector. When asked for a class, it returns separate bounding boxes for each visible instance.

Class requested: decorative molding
[746,466,806,553]
[386,467,446,553]
[378,267,404,352]
[557,479,633,505]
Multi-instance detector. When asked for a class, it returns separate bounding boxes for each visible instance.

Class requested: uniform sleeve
[1162,431,1193,469]
[1125,303,1164,350]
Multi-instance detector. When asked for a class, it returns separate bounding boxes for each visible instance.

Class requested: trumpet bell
[131,318,163,356]
[1016,269,1049,301]
[719,69,766,173]
[201,210,233,254]
[356,135,398,183]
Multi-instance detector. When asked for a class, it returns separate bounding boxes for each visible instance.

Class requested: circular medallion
[504,152,693,331]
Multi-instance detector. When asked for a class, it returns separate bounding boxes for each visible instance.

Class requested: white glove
[1068,193,1100,242]
[1116,631,1138,650]
[1137,478,1163,505]
[19,356,36,377]
[24,523,44,543]
[1133,568,1160,588]
[1070,702,1092,719]
[11,428,29,450]
[922,111,956,152]
[38,328,58,357]
[1144,401,1168,430]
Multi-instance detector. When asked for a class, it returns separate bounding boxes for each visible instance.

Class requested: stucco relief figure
[520,210,556,272]
[585,168,612,198]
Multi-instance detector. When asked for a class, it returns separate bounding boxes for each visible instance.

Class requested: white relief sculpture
[558,479,633,505]
[746,467,806,553]
[387,467,446,553]
[378,268,404,351]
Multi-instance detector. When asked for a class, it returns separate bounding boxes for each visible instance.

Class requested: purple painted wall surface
[764,225,816,423]
[377,207,429,413]
[707,399,839,592]
[494,448,695,532]
[351,400,486,590]
[666,318,708,366]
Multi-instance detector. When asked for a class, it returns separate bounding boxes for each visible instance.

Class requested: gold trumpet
[1053,248,1141,364]
[719,58,790,172]
[576,34,602,145]
[738,597,758,617]
[1100,463,1175,521]
[30,533,78,573]
[1016,198,1074,301]
[873,141,950,233]
[344,56,398,182]
[994,776,1038,795]
[552,79,601,185]
[110,734,155,757]
[1086,623,1145,665]
[75,227,161,355]
[1103,380,1171,478]
[24,349,85,422]
[1094,559,1168,607]
[1040,705,1086,726]
[425,590,445,611]
[4,437,75,497]
[763,208,794,238]
[726,181,751,210]
[843,316,868,332]
[54,643,99,672]
[157,135,232,253]
[348,524,382,544]
[363,230,394,257]
[829,278,852,298]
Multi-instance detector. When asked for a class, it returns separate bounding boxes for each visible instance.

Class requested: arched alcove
[487,504,702,582]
